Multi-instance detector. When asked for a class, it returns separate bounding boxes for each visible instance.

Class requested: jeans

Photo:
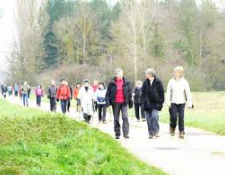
[134,103,145,120]
[36,95,42,106]
[60,99,67,114]
[23,93,29,106]
[112,103,129,137]
[170,103,185,132]
[50,98,56,112]
[98,104,107,121]
[145,109,159,136]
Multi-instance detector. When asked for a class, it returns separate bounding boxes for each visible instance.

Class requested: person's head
[51,80,56,86]
[24,81,27,86]
[37,85,41,88]
[98,82,105,89]
[83,79,90,87]
[61,80,67,85]
[135,80,143,88]
[174,66,184,79]
[114,68,123,80]
[145,68,156,81]
[76,83,81,89]
[93,80,98,86]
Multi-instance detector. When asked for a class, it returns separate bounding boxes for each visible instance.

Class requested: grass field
[0,99,166,175]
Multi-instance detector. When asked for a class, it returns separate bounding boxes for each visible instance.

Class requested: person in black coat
[106,68,133,139]
[133,80,145,122]
[141,68,164,139]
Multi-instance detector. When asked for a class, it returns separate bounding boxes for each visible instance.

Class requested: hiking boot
[142,118,146,122]
[155,133,160,138]
[179,131,184,139]
[115,136,120,139]
[137,119,140,122]
[124,135,129,139]
[103,121,107,124]
[149,135,153,139]
[170,127,175,136]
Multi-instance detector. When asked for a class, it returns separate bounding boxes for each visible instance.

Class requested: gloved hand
[56,98,59,102]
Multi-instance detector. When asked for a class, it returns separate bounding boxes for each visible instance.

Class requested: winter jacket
[73,88,79,99]
[48,85,57,98]
[106,77,133,108]
[22,85,30,94]
[78,86,94,105]
[141,77,164,111]
[94,88,107,105]
[57,85,71,100]
[133,87,142,104]
[166,76,192,108]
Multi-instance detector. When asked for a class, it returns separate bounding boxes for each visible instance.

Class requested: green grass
[0,99,166,175]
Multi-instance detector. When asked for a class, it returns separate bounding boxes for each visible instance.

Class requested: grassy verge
[0,99,166,175]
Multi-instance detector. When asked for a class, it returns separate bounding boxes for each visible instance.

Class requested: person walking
[106,68,133,139]
[35,85,44,107]
[94,82,107,124]
[21,81,30,107]
[92,80,98,113]
[141,68,164,139]
[48,80,57,112]
[14,83,19,97]
[7,85,12,96]
[78,80,94,123]
[67,82,73,112]
[133,80,145,122]
[166,66,193,139]
[73,83,81,112]
[57,80,71,114]
[2,83,7,99]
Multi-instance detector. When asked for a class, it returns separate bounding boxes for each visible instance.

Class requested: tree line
[5,0,225,91]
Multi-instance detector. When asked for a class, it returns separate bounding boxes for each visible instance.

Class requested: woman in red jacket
[57,80,71,114]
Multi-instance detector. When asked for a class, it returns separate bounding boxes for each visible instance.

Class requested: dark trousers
[134,103,145,120]
[67,98,71,111]
[170,103,185,132]
[98,104,107,121]
[36,96,42,106]
[60,100,67,114]
[112,103,129,137]
[15,91,18,96]
[50,98,56,112]
[145,109,159,136]
[93,101,98,112]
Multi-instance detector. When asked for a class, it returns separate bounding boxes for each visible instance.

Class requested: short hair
[174,66,184,75]
[99,82,105,86]
[83,79,90,84]
[145,68,156,77]
[114,68,123,75]
[136,80,143,86]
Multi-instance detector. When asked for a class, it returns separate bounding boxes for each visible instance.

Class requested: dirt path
[5,96,225,175]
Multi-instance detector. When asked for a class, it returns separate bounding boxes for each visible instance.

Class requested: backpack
[60,85,68,96]
[36,88,42,96]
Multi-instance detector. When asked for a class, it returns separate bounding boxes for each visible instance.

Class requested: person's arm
[158,81,165,104]
[166,80,172,107]
[184,80,193,108]
[56,87,60,101]
[128,83,133,108]
[105,83,112,106]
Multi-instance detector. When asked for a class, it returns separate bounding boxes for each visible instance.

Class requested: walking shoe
[115,136,120,139]
[137,119,140,122]
[170,127,175,136]
[155,133,160,138]
[142,118,146,122]
[98,121,101,124]
[179,131,184,139]
[149,135,153,139]
[103,121,107,124]
[124,135,129,139]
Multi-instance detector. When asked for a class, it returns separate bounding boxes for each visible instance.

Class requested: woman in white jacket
[78,79,94,123]
[166,66,193,138]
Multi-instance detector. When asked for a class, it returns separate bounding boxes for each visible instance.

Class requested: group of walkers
[1,65,193,140]
[1,83,20,98]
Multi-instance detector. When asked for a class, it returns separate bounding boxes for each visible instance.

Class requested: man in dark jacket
[106,68,133,139]
[141,68,164,139]
[48,80,57,112]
